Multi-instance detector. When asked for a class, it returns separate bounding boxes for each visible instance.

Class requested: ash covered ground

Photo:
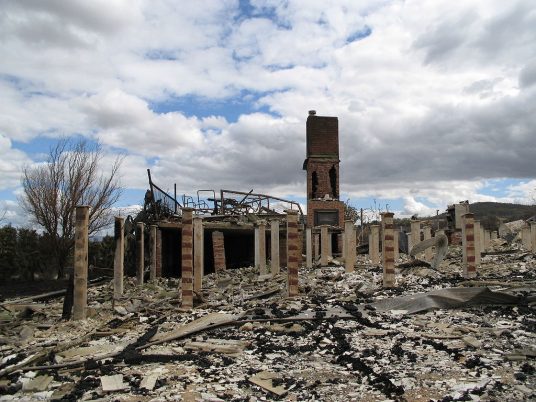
[1,239,535,401]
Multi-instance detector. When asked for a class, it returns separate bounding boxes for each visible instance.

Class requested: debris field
[1,237,535,401]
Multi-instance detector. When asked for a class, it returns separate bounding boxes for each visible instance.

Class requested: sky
[1,0,536,228]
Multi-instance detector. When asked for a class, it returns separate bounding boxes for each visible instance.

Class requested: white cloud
[1,0,535,228]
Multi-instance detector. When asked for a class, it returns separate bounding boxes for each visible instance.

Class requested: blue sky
[1,0,535,228]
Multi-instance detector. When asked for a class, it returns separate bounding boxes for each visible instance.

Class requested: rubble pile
[1,243,535,401]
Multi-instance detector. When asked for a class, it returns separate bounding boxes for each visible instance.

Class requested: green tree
[0,225,17,281]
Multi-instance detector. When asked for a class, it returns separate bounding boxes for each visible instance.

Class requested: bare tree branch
[19,138,123,278]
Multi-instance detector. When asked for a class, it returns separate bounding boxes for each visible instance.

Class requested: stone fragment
[100,374,128,392]
[22,375,53,392]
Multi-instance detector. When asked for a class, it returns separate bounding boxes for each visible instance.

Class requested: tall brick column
[257,221,267,274]
[156,228,162,277]
[344,220,356,273]
[181,208,194,309]
[193,216,204,292]
[150,225,157,281]
[212,231,226,271]
[369,225,380,265]
[320,225,329,266]
[136,222,144,285]
[286,210,299,296]
[382,213,395,288]
[474,221,481,266]
[73,206,90,320]
[270,220,280,275]
[463,213,476,278]
[306,227,313,269]
[113,216,124,299]
[423,225,432,261]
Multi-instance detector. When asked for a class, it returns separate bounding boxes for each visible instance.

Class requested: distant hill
[420,202,536,230]
[469,202,535,220]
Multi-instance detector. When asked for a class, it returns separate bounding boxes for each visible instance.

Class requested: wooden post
[320,225,329,266]
[73,206,90,320]
[270,220,280,275]
[193,216,204,292]
[181,208,194,309]
[344,220,356,273]
[113,216,124,299]
[150,225,157,281]
[306,227,313,269]
[286,210,299,296]
[382,212,395,288]
[136,222,144,285]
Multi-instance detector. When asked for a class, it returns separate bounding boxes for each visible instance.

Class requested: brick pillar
[423,225,432,261]
[463,213,476,278]
[410,221,421,258]
[136,222,144,285]
[181,208,194,309]
[113,216,124,299]
[369,225,380,265]
[306,227,313,269]
[480,226,485,255]
[474,221,481,266]
[257,221,267,274]
[73,206,90,320]
[382,213,395,288]
[279,231,287,268]
[156,228,162,277]
[484,230,491,250]
[286,210,299,296]
[254,226,259,269]
[393,228,399,261]
[491,231,498,240]
[313,233,320,260]
[407,232,413,255]
[531,222,536,253]
[344,220,356,273]
[521,224,531,250]
[298,224,304,266]
[212,231,226,271]
[320,225,329,266]
[150,225,157,281]
[193,216,204,292]
[270,220,280,275]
